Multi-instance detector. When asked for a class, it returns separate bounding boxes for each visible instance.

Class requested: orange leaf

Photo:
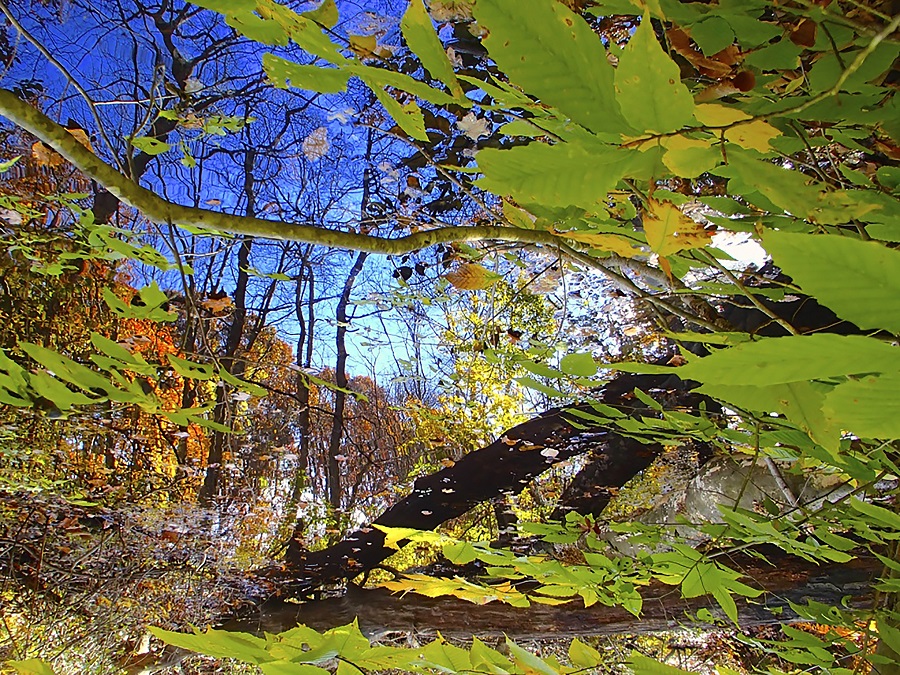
[201,296,233,314]
[644,199,711,256]
[444,263,502,290]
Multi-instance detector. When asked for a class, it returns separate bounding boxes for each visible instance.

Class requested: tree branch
[0,89,565,254]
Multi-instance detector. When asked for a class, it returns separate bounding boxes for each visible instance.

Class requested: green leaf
[877,166,900,192]
[849,497,900,530]
[476,141,636,210]
[260,663,330,675]
[419,638,473,673]
[711,583,740,624]
[560,352,597,377]
[515,376,567,398]
[688,17,735,55]
[263,54,350,93]
[131,136,171,155]
[823,373,900,441]
[401,0,463,100]
[0,350,31,398]
[218,367,268,397]
[149,626,271,664]
[19,342,115,395]
[168,354,216,381]
[615,14,694,133]
[474,0,631,136]
[7,659,57,675]
[568,638,602,668]
[443,540,479,564]
[717,152,887,225]
[627,651,692,674]
[808,43,900,94]
[877,620,900,657]
[347,63,458,107]
[765,231,900,334]
[352,645,422,672]
[28,370,98,409]
[471,637,514,674]
[721,14,781,48]
[90,333,152,367]
[0,155,21,172]
[519,358,566,379]
[505,638,558,675]
[103,284,176,322]
[678,334,900,386]
[698,381,836,449]
[661,136,720,178]
[743,38,802,70]
[223,10,289,45]
[359,74,429,141]
[302,0,338,28]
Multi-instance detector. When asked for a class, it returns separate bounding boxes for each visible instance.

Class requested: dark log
[279,372,693,591]
[234,553,879,638]
[272,273,854,593]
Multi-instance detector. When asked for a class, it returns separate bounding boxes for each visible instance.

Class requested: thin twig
[763,456,801,510]
[557,242,727,332]
[0,0,124,171]
[696,249,800,336]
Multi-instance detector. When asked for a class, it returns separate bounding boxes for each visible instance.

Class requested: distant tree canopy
[2,0,900,673]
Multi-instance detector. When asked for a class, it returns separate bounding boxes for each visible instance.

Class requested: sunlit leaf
[678,334,900,386]
[551,227,644,257]
[401,0,464,100]
[168,354,216,380]
[7,659,58,675]
[765,231,900,333]
[560,352,597,377]
[149,626,271,664]
[263,54,350,93]
[302,0,338,28]
[474,0,630,136]
[643,199,711,256]
[628,651,693,674]
[615,14,694,134]
[130,136,171,155]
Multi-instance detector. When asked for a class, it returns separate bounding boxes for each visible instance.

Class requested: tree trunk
[326,251,368,514]
[200,148,256,504]
[292,253,315,505]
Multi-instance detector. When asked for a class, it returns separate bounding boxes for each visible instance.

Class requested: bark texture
[236,552,880,638]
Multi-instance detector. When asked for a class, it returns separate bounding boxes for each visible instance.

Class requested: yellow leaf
[661,136,719,178]
[693,103,750,127]
[644,199,711,256]
[349,34,378,59]
[724,119,781,153]
[444,263,502,290]
[373,525,424,549]
[551,228,644,258]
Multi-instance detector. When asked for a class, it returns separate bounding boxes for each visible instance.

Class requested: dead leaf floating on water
[302,127,330,161]
[201,295,233,314]
[456,112,491,140]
